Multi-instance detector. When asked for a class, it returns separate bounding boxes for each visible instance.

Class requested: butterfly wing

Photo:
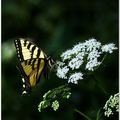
[14,38,47,61]
[14,38,47,94]
[18,58,46,94]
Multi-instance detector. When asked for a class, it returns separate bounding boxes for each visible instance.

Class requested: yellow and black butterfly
[14,38,55,95]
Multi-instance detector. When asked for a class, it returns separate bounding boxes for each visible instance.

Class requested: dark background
[2,0,118,120]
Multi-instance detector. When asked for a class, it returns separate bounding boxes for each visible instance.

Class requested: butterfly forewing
[14,38,47,62]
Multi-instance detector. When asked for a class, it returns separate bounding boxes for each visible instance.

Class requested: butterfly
[14,38,55,95]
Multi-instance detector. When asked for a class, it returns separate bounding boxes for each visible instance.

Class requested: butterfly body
[14,38,55,95]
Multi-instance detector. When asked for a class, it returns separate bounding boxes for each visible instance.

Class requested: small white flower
[68,57,83,70]
[66,92,71,99]
[43,90,51,99]
[38,101,44,110]
[38,100,48,112]
[56,61,65,67]
[52,100,59,111]
[116,105,119,112]
[61,49,74,61]
[87,50,101,60]
[76,52,85,60]
[68,72,83,84]
[85,38,101,52]
[56,66,69,79]
[86,58,101,71]
[104,108,113,117]
[103,93,119,117]
[102,43,117,53]
[72,42,86,53]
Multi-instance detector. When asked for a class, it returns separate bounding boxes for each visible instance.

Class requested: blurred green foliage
[2,0,118,120]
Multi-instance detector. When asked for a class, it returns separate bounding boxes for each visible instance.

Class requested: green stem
[74,109,92,120]
[95,54,107,70]
[96,109,101,120]
[85,54,107,76]
[88,54,108,95]
[92,75,108,95]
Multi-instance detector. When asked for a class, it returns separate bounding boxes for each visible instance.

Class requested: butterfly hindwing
[24,58,45,86]
[17,58,46,95]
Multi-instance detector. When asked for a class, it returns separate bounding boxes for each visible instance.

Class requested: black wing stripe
[32,59,37,70]
[25,60,28,65]
[37,49,40,58]
[31,46,36,58]
[27,42,32,49]
[28,59,33,65]
[24,39,27,46]
[27,46,37,64]
[36,59,41,81]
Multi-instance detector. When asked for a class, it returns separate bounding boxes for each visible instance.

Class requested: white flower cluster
[38,100,49,112]
[56,62,69,79]
[51,100,59,111]
[68,72,83,84]
[56,38,117,84]
[103,93,119,117]
[38,99,60,112]
[102,43,117,53]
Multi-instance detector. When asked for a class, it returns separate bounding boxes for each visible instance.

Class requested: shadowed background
[2,0,118,120]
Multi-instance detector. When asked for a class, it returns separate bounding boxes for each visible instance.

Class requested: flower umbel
[103,93,119,117]
[68,72,83,84]
[56,66,69,79]
[56,38,117,84]
[52,100,59,111]
[38,100,50,112]
[38,84,71,112]
[102,43,117,53]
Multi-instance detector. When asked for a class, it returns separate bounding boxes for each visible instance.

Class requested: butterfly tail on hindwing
[16,64,31,95]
